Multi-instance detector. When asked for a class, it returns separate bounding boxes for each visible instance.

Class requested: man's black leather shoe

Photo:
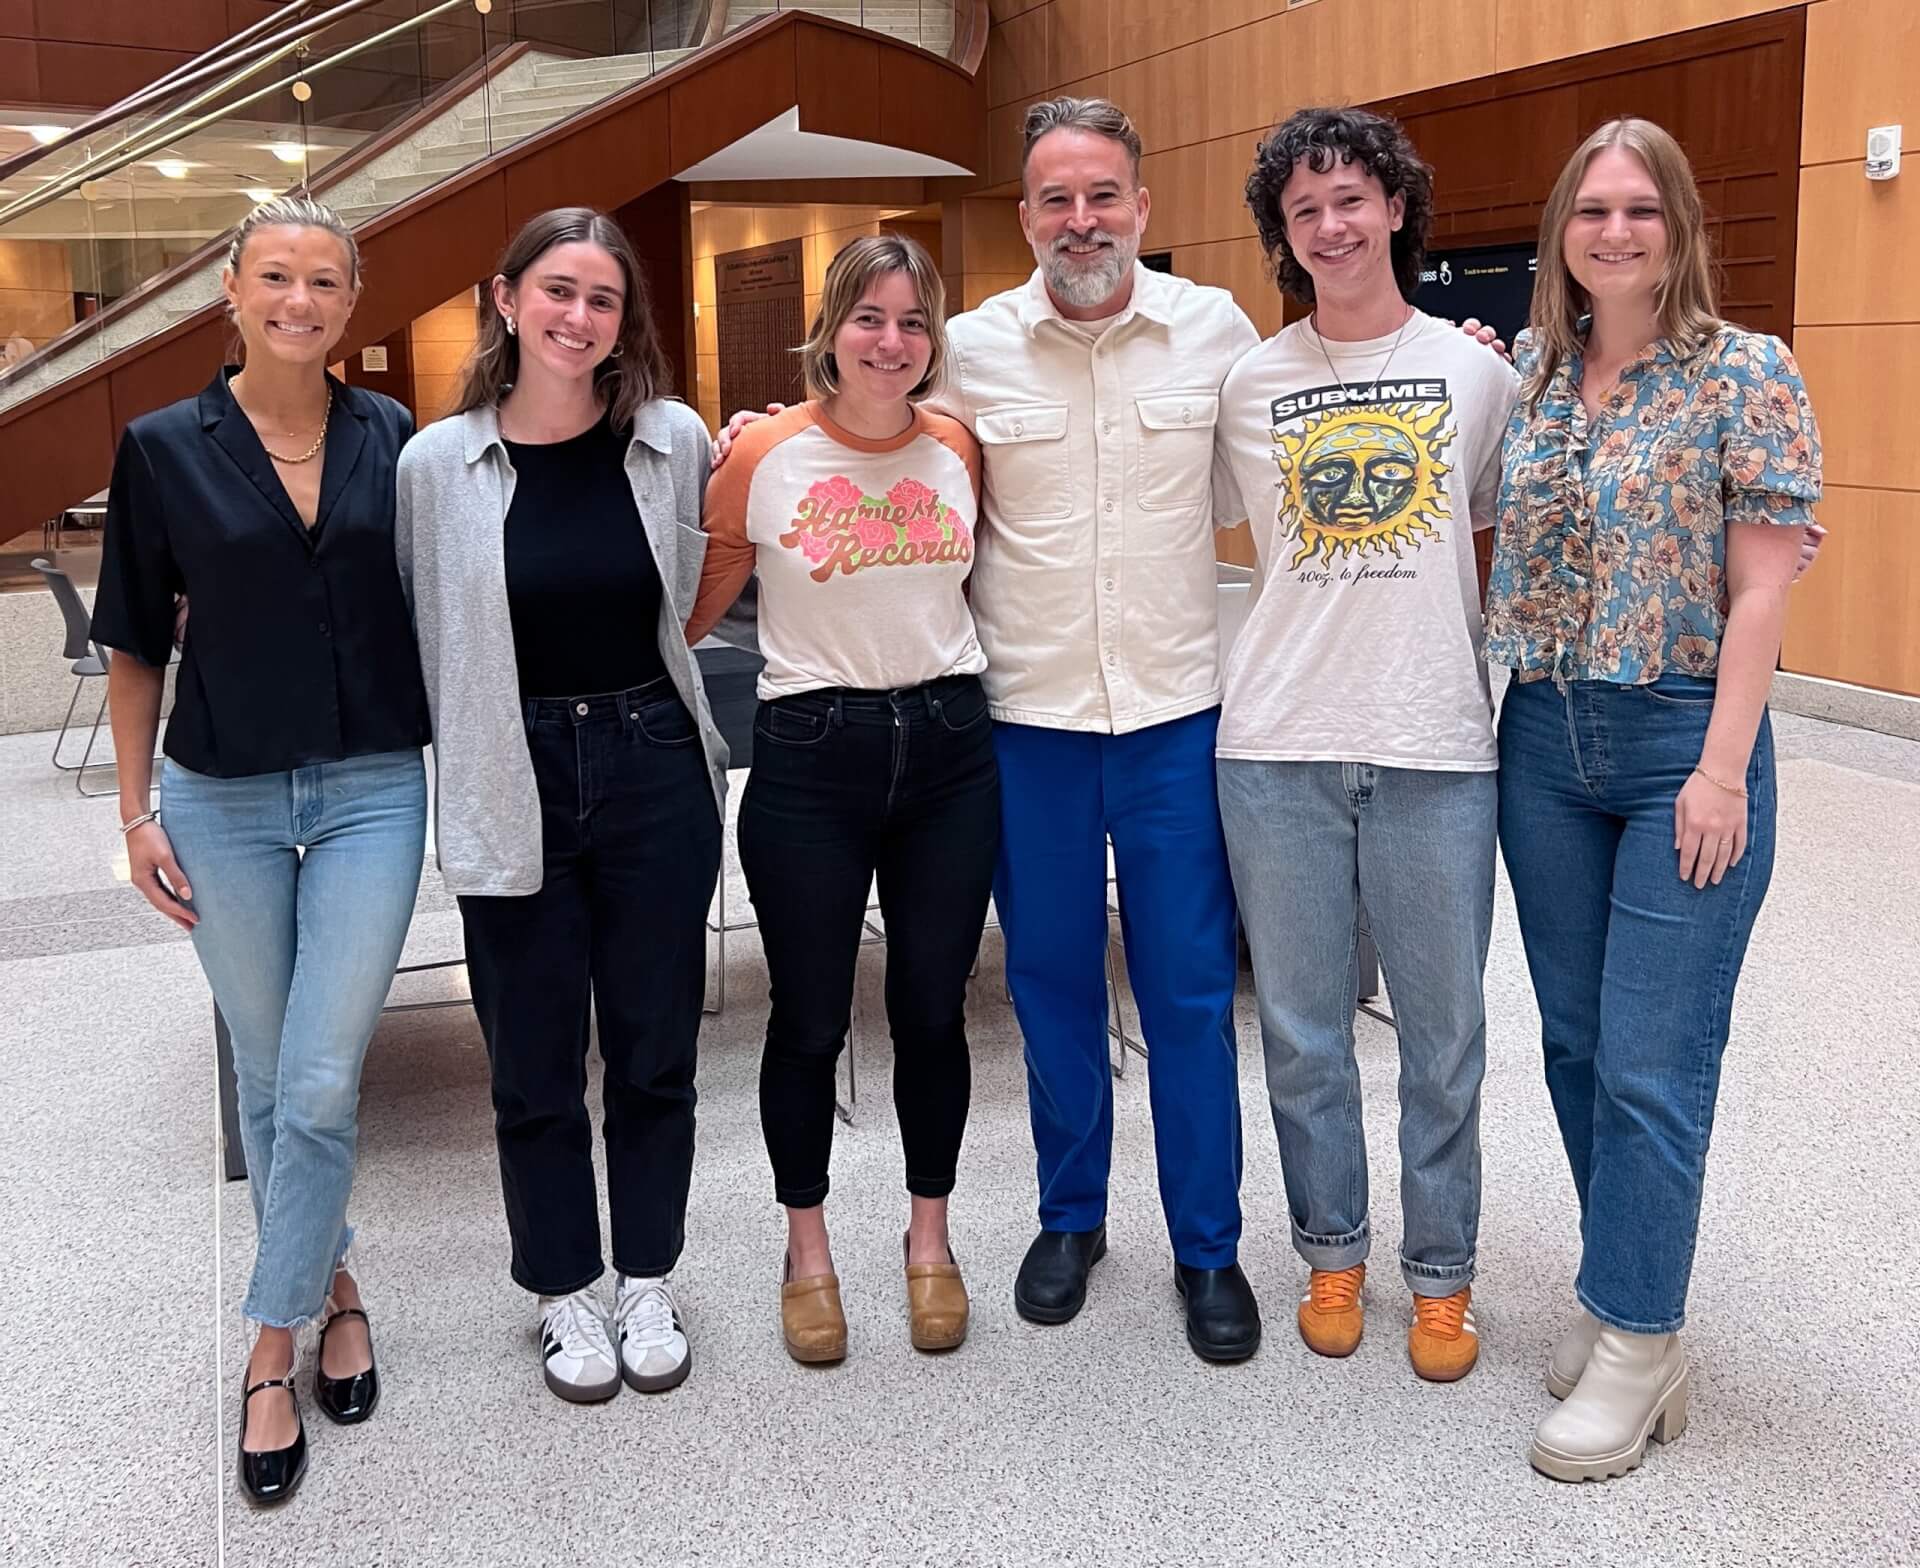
[1175,1262,1262,1362]
[1013,1225,1108,1324]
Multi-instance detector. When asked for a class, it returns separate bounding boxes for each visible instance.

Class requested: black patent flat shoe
[315,1306,379,1425]
[238,1372,307,1506]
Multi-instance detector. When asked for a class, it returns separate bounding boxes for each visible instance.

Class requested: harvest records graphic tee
[1211,310,1519,771]
[687,400,987,700]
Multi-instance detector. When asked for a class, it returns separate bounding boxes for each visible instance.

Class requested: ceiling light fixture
[269,143,308,165]
[243,186,274,202]
[153,159,191,180]
[26,125,67,146]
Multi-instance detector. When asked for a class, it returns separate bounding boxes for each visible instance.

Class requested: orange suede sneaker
[1408,1287,1479,1382]
[1297,1264,1366,1357]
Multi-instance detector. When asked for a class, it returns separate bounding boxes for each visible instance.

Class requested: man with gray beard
[714,98,1262,1361]
[937,98,1262,1361]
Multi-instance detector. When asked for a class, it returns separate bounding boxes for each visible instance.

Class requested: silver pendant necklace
[1311,305,1414,403]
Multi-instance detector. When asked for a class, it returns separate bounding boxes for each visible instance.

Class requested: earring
[504,316,517,336]
[610,342,624,359]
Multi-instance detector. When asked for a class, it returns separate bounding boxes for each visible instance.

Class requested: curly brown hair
[1244,107,1434,306]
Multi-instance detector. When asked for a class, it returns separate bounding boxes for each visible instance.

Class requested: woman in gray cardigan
[396,208,728,1404]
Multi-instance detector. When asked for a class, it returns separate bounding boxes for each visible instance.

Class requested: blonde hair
[226,194,361,287]
[799,233,947,400]
[1526,118,1721,409]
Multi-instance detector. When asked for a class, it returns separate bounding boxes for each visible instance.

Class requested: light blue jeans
[1217,760,1496,1296]
[161,750,426,1328]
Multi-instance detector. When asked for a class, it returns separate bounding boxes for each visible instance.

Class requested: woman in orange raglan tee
[687,234,994,1366]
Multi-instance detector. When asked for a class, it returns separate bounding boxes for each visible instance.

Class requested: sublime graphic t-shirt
[687,400,986,699]
[1211,310,1519,770]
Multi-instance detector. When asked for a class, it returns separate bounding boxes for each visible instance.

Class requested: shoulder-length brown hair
[1526,118,1722,409]
[799,232,948,400]
[451,206,672,431]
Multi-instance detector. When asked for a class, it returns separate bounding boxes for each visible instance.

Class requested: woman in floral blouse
[1485,118,1821,1484]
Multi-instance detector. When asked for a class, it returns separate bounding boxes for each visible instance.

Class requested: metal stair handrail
[0,0,480,230]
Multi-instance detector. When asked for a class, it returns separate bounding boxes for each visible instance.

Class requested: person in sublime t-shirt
[1210,107,1518,1384]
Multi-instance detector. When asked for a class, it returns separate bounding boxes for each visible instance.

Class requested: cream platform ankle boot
[1545,1307,1603,1399]
[1530,1326,1687,1482]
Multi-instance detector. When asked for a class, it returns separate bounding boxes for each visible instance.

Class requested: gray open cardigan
[395,397,734,897]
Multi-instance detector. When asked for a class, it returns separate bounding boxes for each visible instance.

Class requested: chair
[30,558,117,797]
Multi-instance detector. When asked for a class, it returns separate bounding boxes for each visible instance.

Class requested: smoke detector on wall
[1866,125,1901,180]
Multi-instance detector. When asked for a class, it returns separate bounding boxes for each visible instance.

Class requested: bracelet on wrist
[119,810,160,836]
[1692,765,1747,799]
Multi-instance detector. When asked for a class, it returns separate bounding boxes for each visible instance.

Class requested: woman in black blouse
[92,196,429,1507]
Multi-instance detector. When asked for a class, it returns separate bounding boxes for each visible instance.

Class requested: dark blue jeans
[739,674,1000,1208]
[458,680,721,1296]
[1497,673,1776,1333]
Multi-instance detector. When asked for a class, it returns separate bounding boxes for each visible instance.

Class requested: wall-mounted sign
[360,345,388,372]
[717,238,805,420]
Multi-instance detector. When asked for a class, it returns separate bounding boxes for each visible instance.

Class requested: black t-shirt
[89,368,430,778]
[502,416,668,700]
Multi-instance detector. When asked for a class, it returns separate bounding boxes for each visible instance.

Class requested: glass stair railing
[0,0,961,414]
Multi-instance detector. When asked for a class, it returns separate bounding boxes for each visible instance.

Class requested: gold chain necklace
[258,393,331,465]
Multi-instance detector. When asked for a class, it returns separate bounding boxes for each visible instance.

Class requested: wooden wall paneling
[959,272,1027,309]
[1138,141,1207,249]
[1203,133,1262,246]
[1793,324,1920,491]
[0,375,114,532]
[796,24,882,144]
[1779,486,1920,692]
[987,2,1049,107]
[1108,39,1208,156]
[666,27,799,171]
[1274,0,1499,114]
[1794,161,1920,325]
[1114,0,1210,65]
[1045,0,1109,90]
[1201,16,1285,142]
[887,217,945,271]
[0,38,37,103]
[987,98,1029,188]
[1803,0,1920,165]
[349,172,510,364]
[0,0,34,34]
[876,47,987,172]
[30,0,234,51]
[32,43,200,110]
[1174,235,1280,335]
[952,196,1032,273]
[615,180,696,403]
[990,0,1045,20]
[341,325,415,422]
[503,93,672,227]
[1206,0,1281,34]
[1494,0,1796,75]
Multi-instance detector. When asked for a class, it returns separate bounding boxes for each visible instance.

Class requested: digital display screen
[1414,243,1538,346]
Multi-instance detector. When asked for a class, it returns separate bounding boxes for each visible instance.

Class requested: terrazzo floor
[2,712,1916,1567]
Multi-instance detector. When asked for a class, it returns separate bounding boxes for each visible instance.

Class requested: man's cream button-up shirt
[935,264,1258,735]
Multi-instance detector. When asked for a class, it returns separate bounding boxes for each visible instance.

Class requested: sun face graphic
[1271,400,1454,568]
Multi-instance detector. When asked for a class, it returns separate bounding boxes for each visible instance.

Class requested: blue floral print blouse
[1484,323,1821,684]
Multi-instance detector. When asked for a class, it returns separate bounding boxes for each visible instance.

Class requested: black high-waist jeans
[739,673,999,1207]
[458,680,721,1295]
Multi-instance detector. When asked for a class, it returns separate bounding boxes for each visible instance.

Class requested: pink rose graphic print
[781,473,973,581]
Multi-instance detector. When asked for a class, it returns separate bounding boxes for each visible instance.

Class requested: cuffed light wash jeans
[1497,673,1776,1334]
[162,750,426,1328]
[1218,759,1496,1296]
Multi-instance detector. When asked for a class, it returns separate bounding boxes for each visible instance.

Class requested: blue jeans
[162,750,426,1327]
[1497,674,1776,1334]
[1218,760,1496,1296]
[993,709,1243,1268]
